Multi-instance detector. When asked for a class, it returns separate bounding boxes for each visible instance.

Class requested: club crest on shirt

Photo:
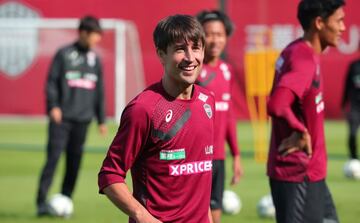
[203,104,212,119]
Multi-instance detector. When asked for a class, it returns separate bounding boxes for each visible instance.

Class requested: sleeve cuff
[98,172,125,194]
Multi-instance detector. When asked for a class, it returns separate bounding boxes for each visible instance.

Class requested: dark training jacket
[46,42,105,124]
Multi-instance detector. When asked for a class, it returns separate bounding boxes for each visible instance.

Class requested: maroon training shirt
[98,81,215,223]
[197,60,240,160]
[267,39,327,182]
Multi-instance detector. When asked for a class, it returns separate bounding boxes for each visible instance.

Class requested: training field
[0,119,359,223]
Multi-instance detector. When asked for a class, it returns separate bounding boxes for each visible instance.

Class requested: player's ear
[314,16,324,31]
[156,49,166,65]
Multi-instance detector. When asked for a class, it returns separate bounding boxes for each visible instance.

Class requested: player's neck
[162,76,194,100]
[77,39,90,51]
[204,56,220,67]
[302,31,325,54]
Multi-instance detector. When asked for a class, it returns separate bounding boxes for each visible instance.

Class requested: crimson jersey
[98,81,215,223]
[197,60,240,160]
[268,39,327,182]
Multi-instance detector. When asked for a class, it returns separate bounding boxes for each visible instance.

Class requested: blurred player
[196,10,243,223]
[36,15,107,216]
[98,14,215,223]
[341,42,360,160]
[267,0,345,222]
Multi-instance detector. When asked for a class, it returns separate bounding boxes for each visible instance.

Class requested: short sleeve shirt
[267,39,327,182]
[98,81,215,222]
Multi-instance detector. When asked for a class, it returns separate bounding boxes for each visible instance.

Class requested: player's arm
[267,87,312,157]
[208,207,213,223]
[46,50,63,123]
[94,58,107,135]
[225,100,243,185]
[98,104,159,221]
[103,183,162,223]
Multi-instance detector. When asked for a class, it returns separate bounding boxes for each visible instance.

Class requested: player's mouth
[179,64,198,72]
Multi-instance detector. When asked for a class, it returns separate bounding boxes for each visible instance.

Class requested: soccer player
[196,10,243,223]
[266,0,345,222]
[98,14,215,223]
[36,15,107,216]
[341,42,360,160]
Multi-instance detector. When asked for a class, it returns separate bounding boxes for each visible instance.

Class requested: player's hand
[231,155,243,185]
[135,211,163,223]
[49,107,62,124]
[98,124,107,136]
[278,131,312,157]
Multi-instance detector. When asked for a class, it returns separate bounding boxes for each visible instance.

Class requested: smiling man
[266,0,346,223]
[98,14,215,223]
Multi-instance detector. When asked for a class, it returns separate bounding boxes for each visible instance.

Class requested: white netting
[0,18,145,120]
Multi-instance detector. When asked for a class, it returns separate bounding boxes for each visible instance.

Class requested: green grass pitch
[0,119,359,223]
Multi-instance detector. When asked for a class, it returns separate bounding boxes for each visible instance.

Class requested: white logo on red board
[0,2,40,77]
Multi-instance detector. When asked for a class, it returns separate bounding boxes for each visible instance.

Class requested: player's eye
[175,47,185,52]
[192,46,201,51]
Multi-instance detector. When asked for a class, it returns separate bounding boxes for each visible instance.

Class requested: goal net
[0,18,145,122]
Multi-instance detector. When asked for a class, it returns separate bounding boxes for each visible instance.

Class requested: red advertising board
[227,0,359,119]
[0,0,359,119]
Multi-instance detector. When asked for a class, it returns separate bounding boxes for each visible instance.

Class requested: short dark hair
[78,15,102,33]
[196,10,234,36]
[153,14,205,53]
[297,0,345,31]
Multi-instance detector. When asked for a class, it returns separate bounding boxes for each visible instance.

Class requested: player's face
[81,31,102,49]
[203,20,227,60]
[159,40,204,86]
[319,7,346,47]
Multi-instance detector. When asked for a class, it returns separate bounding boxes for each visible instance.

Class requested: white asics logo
[169,160,212,176]
[165,110,173,122]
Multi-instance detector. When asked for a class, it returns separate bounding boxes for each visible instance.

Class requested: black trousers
[347,110,360,159]
[270,178,339,223]
[36,120,89,205]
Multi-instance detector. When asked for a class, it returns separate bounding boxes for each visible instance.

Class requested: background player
[266,0,345,222]
[98,14,215,223]
[341,42,360,160]
[196,10,243,223]
[36,15,107,216]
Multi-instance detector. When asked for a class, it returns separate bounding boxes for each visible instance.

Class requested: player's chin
[181,70,200,83]
[207,50,221,59]
[330,37,342,47]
